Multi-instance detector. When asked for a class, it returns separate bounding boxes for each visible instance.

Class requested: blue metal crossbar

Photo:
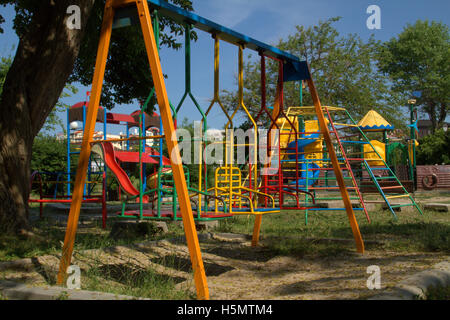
[113,0,310,81]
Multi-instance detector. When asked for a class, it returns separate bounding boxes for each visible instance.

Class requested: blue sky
[1,0,449,133]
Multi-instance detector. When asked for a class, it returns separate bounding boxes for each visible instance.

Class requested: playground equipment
[284,106,423,220]
[56,0,366,300]
[28,171,107,227]
[357,110,391,166]
[356,109,417,192]
[64,91,168,226]
[263,104,425,226]
[67,91,162,196]
[266,106,370,224]
[285,132,321,189]
[67,92,107,198]
[407,98,425,190]
[197,40,279,220]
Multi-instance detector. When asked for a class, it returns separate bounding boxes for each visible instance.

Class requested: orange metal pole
[57,0,209,300]
[306,71,365,254]
[57,0,115,284]
[135,0,209,299]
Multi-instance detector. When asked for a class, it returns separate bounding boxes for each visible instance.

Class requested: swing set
[56,0,365,300]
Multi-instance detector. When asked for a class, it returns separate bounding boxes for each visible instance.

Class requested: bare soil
[1,233,447,300]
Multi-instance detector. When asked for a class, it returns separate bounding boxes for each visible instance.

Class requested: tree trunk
[437,103,447,129]
[425,101,437,135]
[0,0,95,234]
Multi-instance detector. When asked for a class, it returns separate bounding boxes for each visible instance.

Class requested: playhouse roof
[357,110,394,131]
[69,102,105,123]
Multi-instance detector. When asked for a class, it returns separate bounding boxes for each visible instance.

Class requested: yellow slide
[364,140,386,166]
[147,168,172,189]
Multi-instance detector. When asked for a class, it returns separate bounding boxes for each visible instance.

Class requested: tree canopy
[1,0,195,111]
[69,0,196,110]
[0,0,195,233]
[416,129,450,165]
[377,20,450,132]
[221,17,406,130]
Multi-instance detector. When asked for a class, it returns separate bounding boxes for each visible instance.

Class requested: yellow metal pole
[306,73,365,254]
[57,0,115,284]
[251,216,262,246]
[135,0,209,299]
[227,45,257,187]
[201,35,233,215]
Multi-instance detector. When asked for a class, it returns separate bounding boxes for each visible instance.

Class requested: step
[390,203,414,208]
[381,203,402,212]
[385,194,410,200]
[381,186,404,190]
[375,176,396,180]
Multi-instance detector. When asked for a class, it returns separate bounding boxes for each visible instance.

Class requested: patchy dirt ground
[0,232,447,300]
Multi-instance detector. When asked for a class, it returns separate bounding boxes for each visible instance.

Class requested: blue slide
[285,133,321,190]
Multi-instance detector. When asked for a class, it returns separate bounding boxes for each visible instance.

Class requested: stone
[369,259,450,300]
[423,203,449,212]
[0,280,143,300]
[195,220,219,231]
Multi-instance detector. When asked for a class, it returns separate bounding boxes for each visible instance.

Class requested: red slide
[92,142,140,197]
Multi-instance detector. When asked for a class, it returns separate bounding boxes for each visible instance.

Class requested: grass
[421,284,450,300]
[216,204,450,258]
[1,194,449,299]
[82,261,192,299]
[0,205,191,300]
[0,219,141,262]
[0,205,188,262]
[55,291,70,300]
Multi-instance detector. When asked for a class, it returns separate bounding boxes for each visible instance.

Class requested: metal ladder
[323,107,371,222]
[363,160,423,218]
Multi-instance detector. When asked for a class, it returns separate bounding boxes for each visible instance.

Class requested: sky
[0,0,449,134]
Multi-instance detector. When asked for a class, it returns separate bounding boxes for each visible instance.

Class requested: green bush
[31,135,67,173]
[31,136,68,195]
[416,129,450,165]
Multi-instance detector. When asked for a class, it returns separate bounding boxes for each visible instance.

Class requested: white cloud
[194,0,262,28]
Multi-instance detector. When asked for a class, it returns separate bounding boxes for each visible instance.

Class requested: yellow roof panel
[358,110,393,131]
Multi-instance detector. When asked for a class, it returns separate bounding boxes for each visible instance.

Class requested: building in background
[417,120,450,138]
